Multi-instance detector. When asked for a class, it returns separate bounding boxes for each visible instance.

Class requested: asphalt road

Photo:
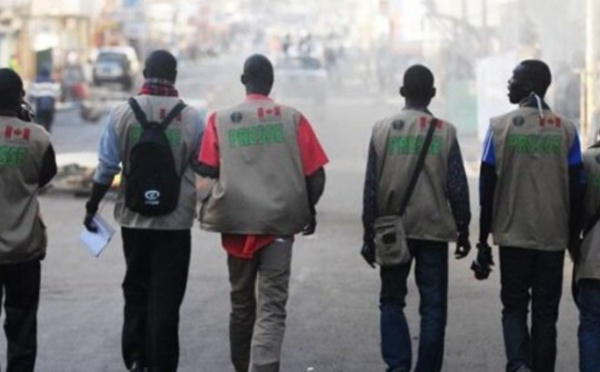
[5,55,581,372]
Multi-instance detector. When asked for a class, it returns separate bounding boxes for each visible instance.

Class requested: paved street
[8,55,581,372]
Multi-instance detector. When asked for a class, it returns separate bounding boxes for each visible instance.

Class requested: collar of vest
[246,94,272,101]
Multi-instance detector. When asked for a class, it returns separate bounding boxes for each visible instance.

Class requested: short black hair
[0,68,23,110]
[519,59,552,96]
[144,50,177,82]
[402,64,434,100]
[243,54,274,87]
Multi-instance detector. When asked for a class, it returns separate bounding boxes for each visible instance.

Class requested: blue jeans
[379,239,448,372]
[499,246,564,372]
[577,279,600,372]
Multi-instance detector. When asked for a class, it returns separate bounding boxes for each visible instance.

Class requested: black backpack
[125,97,186,216]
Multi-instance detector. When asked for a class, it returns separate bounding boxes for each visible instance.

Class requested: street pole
[584,0,596,146]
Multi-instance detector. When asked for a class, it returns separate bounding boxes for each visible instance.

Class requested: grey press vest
[112,95,201,230]
[576,146,600,282]
[200,99,310,235]
[0,117,50,263]
[372,109,457,242]
[490,106,577,251]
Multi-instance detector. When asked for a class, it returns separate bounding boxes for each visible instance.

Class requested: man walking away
[0,68,57,372]
[476,59,584,372]
[360,64,471,372]
[82,50,205,372]
[573,141,600,372]
[197,54,328,372]
[28,68,60,132]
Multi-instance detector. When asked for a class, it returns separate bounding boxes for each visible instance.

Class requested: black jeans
[499,246,564,372]
[576,279,600,372]
[35,109,54,132]
[380,239,448,372]
[121,228,191,372]
[0,260,40,372]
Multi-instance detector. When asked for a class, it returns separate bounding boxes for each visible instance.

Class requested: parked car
[92,47,140,91]
[274,56,328,104]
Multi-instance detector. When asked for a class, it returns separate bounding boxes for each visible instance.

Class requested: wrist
[478,232,489,245]
[85,200,98,215]
[477,241,491,250]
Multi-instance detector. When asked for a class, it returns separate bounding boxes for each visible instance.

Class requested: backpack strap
[128,97,150,128]
[128,98,187,130]
[159,102,187,130]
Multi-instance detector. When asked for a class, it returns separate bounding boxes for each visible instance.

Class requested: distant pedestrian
[196,54,328,372]
[28,68,60,132]
[360,64,471,372]
[82,50,205,372]
[476,60,584,372]
[0,68,57,372]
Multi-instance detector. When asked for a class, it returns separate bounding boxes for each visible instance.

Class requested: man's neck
[404,103,431,114]
[245,85,271,96]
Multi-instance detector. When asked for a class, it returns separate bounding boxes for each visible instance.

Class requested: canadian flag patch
[4,126,31,140]
[257,107,282,120]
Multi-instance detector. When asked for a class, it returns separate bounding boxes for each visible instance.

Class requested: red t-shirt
[198,94,328,259]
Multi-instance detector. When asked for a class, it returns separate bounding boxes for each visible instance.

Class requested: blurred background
[0,0,599,142]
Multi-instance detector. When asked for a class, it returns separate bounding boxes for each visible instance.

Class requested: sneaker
[514,366,532,372]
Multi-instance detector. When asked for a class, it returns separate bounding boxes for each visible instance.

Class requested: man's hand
[301,215,317,236]
[83,201,98,233]
[454,232,471,259]
[83,182,111,232]
[361,243,376,269]
[471,242,494,280]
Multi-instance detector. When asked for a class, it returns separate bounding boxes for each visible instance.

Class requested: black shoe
[514,366,532,372]
[129,361,147,372]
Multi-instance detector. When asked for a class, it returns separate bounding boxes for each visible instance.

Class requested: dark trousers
[35,110,54,132]
[379,239,448,372]
[121,228,191,372]
[0,260,40,372]
[576,279,600,372]
[499,246,565,372]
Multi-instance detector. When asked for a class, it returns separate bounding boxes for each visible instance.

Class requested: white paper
[80,214,116,257]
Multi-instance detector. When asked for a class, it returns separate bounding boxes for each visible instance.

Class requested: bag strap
[159,102,186,130]
[128,97,149,128]
[397,118,438,216]
[128,97,186,130]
